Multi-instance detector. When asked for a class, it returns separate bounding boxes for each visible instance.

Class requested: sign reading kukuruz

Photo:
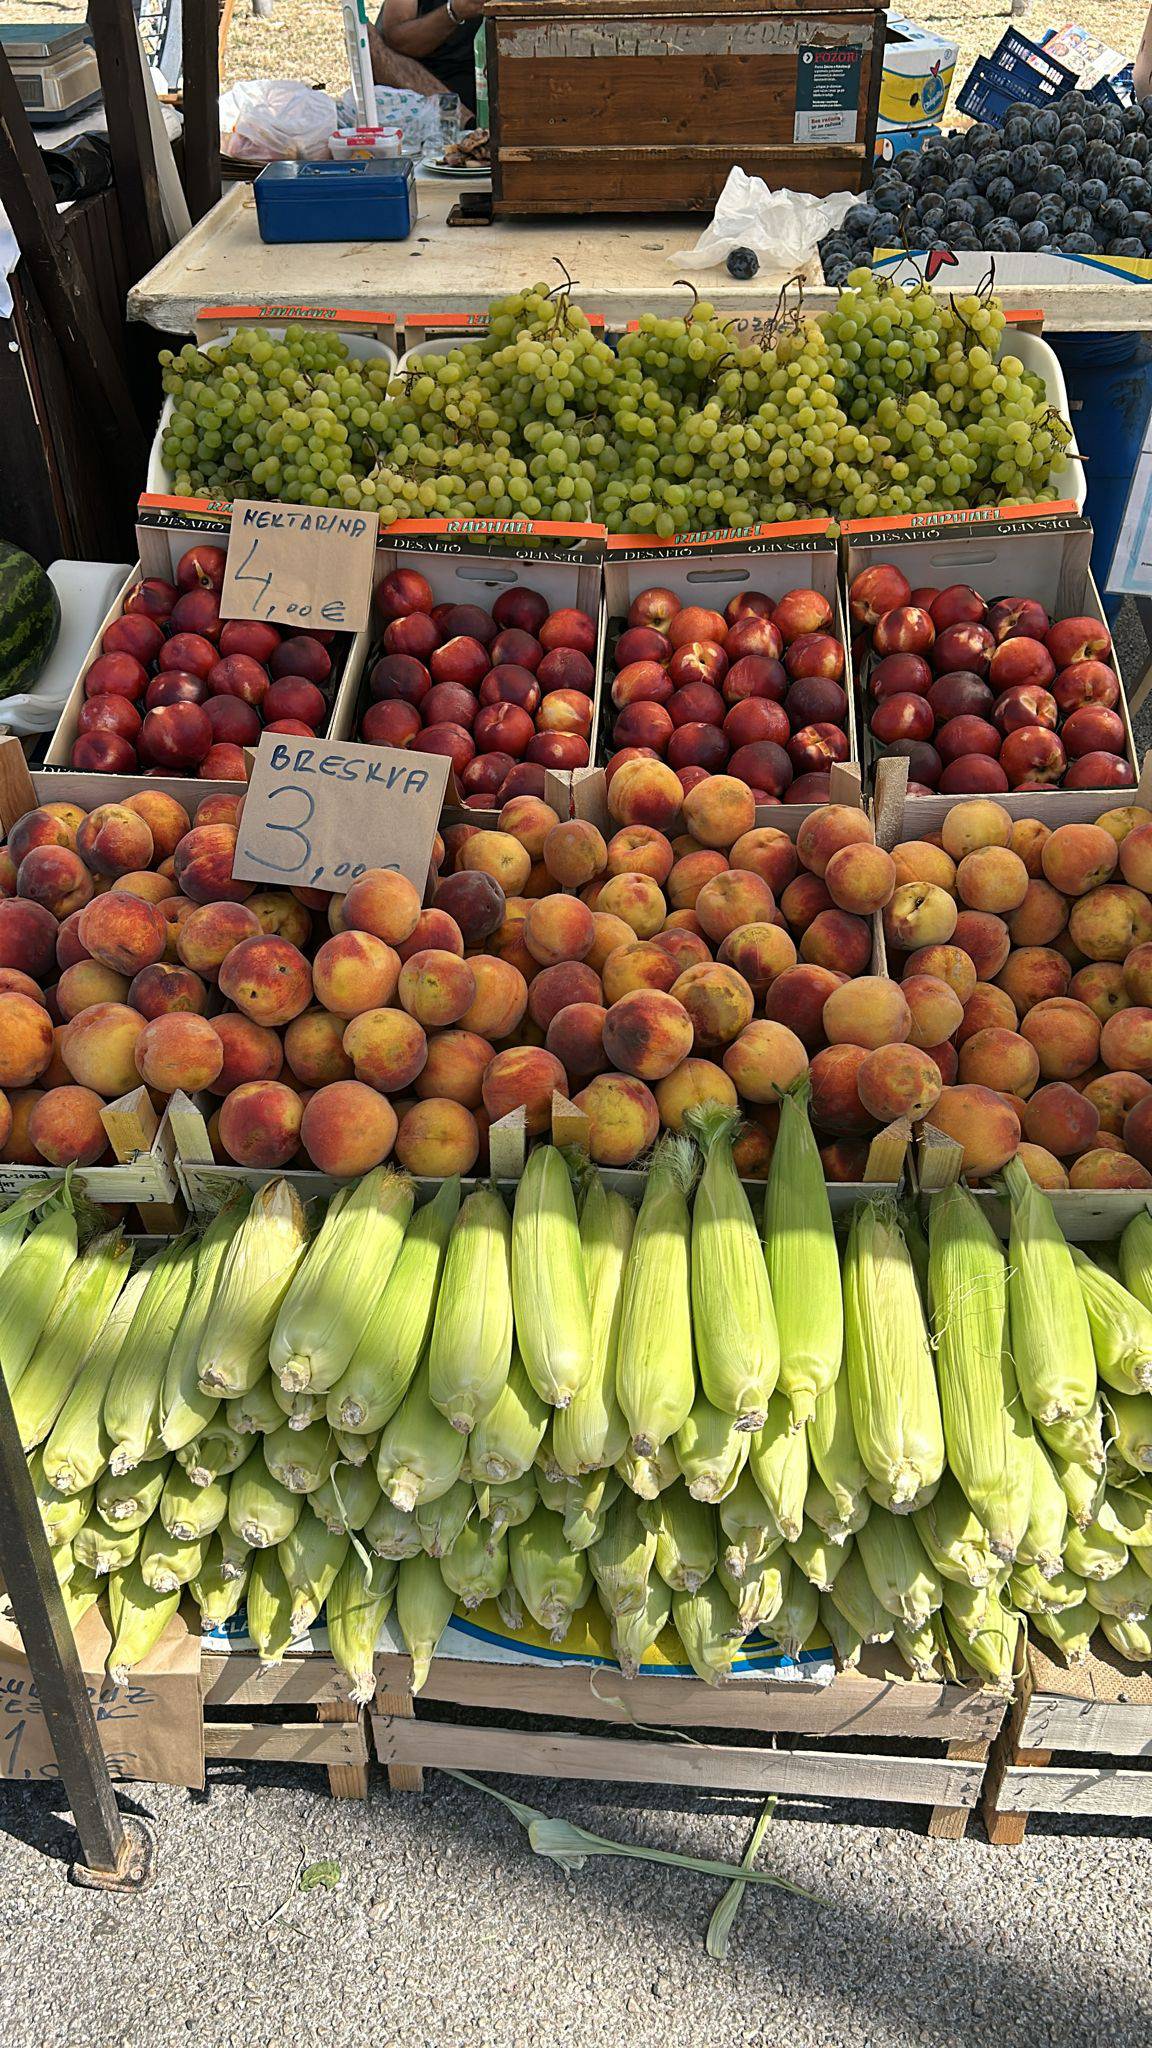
[220,499,378,632]
[232,736,451,895]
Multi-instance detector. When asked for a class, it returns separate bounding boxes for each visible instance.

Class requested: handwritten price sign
[233,735,452,895]
[221,500,378,631]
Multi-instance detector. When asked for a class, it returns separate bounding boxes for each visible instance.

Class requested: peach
[395,1099,479,1178]
[1124,943,1152,1007]
[951,911,1011,982]
[546,1002,609,1080]
[722,1019,808,1101]
[667,849,729,910]
[0,967,44,1004]
[0,1088,43,1164]
[955,983,1018,1046]
[61,1003,146,1097]
[76,894,166,977]
[573,1071,660,1165]
[1096,805,1152,848]
[175,901,263,980]
[1069,884,1152,963]
[694,870,775,944]
[796,806,874,877]
[1022,1081,1100,1159]
[343,869,421,946]
[414,1030,494,1109]
[26,1085,107,1167]
[884,882,958,951]
[525,893,597,964]
[809,1044,875,1135]
[343,1009,429,1093]
[1006,879,1068,948]
[822,975,911,1051]
[396,911,460,964]
[312,931,400,1019]
[924,1083,1020,1177]
[663,910,706,935]
[56,961,130,1019]
[17,846,93,919]
[0,992,54,1088]
[681,775,756,851]
[435,870,507,949]
[995,947,1071,1017]
[653,1056,738,1133]
[217,1081,304,1168]
[607,758,684,832]
[957,1027,1041,1099]
[281,1009,350,1088]
[482,1047,568,1135]
[1009,818,1050,877]
[127,962,207,1020]
[244,889,313,948]
[890,840,957,892]
[8,806,75,864]
[901,973,965,1049]
[730,827,799,894]
[1124,1093,1152,1171]
[76,803,154,879]
[857,1042,942,1122]
[1040,823,1118,897]
[115,790,187,862]
[1119,823,1152,893]
[717,922,797,997]
[135,1012,224,1095]
[602,989,693,1082]
[1021,997,1101,1081]
[395,949,476,1030]
[1083,1070,1152,1135]
[780,873,833,932]
[1101,1007,1152,1077]
[824,843,896,915]
[591,874,663,942]
[602,942,680,1004]
[528,962,601,1033]
[763,963,845,1048]
[540,821,607,891]
[799,910,873,976]
[113,871,174,907]
[731,1123,775,1178]
[939,800,1012,860]
[1016,1142,1069,1189]
[458,830,532,897]
[0,899,59,980]
[671,963,755,1052]
[955,846,1029,914]
[300,1081,397,1175]
[172,824,251,905]
[456,956,527,1041]
[652,929,712,975]
[217,936,312,1028]
[193,795,243,829]
[1070,1148,1152,1190]
[903,945,978,1004]
[819,1137,871,1181]
[1069,962,1129,1024]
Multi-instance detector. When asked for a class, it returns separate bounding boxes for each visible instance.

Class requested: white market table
[126,181,1152,337]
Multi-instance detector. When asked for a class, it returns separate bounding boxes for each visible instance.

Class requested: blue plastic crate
[987,26,1080,97]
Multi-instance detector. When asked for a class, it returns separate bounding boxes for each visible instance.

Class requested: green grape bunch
[157,273,1074,532]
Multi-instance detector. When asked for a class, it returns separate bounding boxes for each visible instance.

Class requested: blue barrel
[1053,332,1152,621]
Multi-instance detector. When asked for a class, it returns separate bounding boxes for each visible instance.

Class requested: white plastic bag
[670,166,858,277]
[220,80,338,162]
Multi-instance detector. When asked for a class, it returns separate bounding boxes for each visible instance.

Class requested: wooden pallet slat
[982,1642,1152,1844]
[204,1720,367,1767]
[199,1648,369,1797]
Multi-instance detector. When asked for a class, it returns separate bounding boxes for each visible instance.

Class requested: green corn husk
[377,1356,467,1512]
[264,1419,334,1495]
[278,1505,348,1636]
[511,1146,592,1411]
[786,1519,849,1592]
[473,1472,538,1549]
[12,1230,131,1451]
[0,1184,78,1393]
[51,1540,76,1590]
[1038,1403,1107,1472]
[364,1494,423,1561]
[807,1365,871,1537]
[562,1467,621,1552]
[468,1348,549,1484]
[856,1509,942,1628]
[552,1175,632,1477]
[60,1562,104,1634]
[105,1234,198,1473]
[762,1080,842,1428]
[1108,1391,1152,1474]
[441,1521,508,1610]
[674,1388,749,1505]
[1002,1156,1096,1426]
[271,1378,326,1429]
[615,1440,681,1500]
[534,1434,565,1488]
[617,1138,696,1458]
[1050,1450,1106,1532]
[843,1202,945,1512]
[511,1504,590,1642]
[1085,1554,1152,1621]
[716,1551,790,1636]
[611,1573,672,1680]
[1031,1599,1096,1666]
[1099,1612,1152,1661]
[429,1187,514,1432]
[105,1564,180,1683]
[943,1587,1020,1694]
[805,1469,870,1544]
[1009,1560,1086,1615]
[159,1465,228,1543]
[939,1573,1004,1640]
[217,1521,252,1582]
[1119,1208,1152,1314]
[829,1545,895,1645]
[309,1459,381,1535]
[1019,1437,1070,1579]
[928,1183,1031,1563]
[227,1375,285,1438]
[96,1459,170,1532]
[197,1179,308,1397]
[177,1419,255,1490]
[271,1168,413,1395]
[191,1536,250,1629]
[417,1478,474,1560]
[531,1466,569,1519]
[396,1550,456,1694]
[1099,1481,1152,1551]
[687,1104,778,1429]
[1064,1518,1129,1581]
[640,1482,717,1594]
[1071,1247,1152,1396]
[821,1591,863,1669]
[0,1189,38,1276]
[73,1511,141,1577]
[719,1465,785,1578]
[227,1442,303,1549]
[246,1548,294,1666]
[42,1266,150,1496]
[672,1581,740,1684]
[328,1178,460,1435]
[747,1393,808,1543]
[332,1427,378,1467]
[588,1495,658,1618]
[31,1451,92,1547]
[914,1472,1000,1589]
[139,1520,209,1594]
[327,1552,396,1704]
[893,1615,945,1682]
[770,1564,819,1660]
[160,1195,250,1453]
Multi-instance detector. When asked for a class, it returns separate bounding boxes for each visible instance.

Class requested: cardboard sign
[0,1608,204,1789]
[221,499,378,632]
[233,734,451,895]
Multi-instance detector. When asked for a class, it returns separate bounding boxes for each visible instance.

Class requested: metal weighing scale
[0,24,102,125]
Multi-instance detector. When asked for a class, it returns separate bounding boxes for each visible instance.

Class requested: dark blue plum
[1121,179,1152,209]
[1061,232,1098,253]
[966,124,999,154]
[1009,144,1043,184]
[1007,190,1042,223]
[1033,110,1061,143]
[1109,238,1146,257]
[1083,111,1107,140]
[1084,142,1117,177]
[970,195,994,228]
[1100,196,1131,233]
[1062,206,1093,235]
[1003,117,1032,149]
[1037,164,1065,195]
[1102,116,1126,147]
[1057,122,1087,150]
[1019,220,1050,250]
[1080,178,1108,210]
[984,219,1022,250]
[986,176,1015,212]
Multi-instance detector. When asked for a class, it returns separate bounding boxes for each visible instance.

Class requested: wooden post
[101,1086,186,1234]
[377,1683,424,1792]
[86,0,169,284]
[927,1742,988,1841]
[318,1698,371,1799]
[181,0,222,224]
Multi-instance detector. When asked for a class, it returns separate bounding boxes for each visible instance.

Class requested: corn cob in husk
[42,1266,150,1496]
[687,1104,778,1430]
[73,1510,141,1577]
[716,1551,789,1637]
[159,1465,229,1543]
[1108,1391,1152,1475]
[105,1564,180,1684]
[617,1139,696,1459]
[328,1178,459,1435]
[376,1356,467,1513]
[510,1504,590,1642]
[12,1230,131,1452]
[227,1442,303,1549]
[770,1565,820,1661]
[856,1509,942,1628]
[441,1521,508,1610]
[807,1363,871,1539]
[326,1552,396,1703]
[139,1520,209,1594]
[1084,1554,1152,1622]
[672,1581,739,1685]
[588,1494,657,1619]
[641,1481,717,1594]
[416,1478,473,1560]
[278,1506,348,1636]
[1003,1156,1096,1426]
[227,1374,285,1438]
[160,1194,249,1454]
[1030,1599,1096,1666]
[748,1392,809,1544]
[364,1493,423,1562]
[191,1536,250,1630]
[787,1519,849,1592]
[611,1573,672,1681]
[96,1458,170,1532]
[0,1184,78,1393]
[197,1180,308,1397]
[844,1202,945,1514]
[396,1549,456,1693]
[429,1186,514,1432]
[1071,1247,1152,1396]
[511,1146,591,1411]
[176,1417,255,1490]
[821,1590,863,1670]
[309,1458,381,1535]
[264,1419,334,1496]
[674,1387,749,1505]
[246,1547,294,1666]
[104,1234,198,1473]
[31,1451,91,1548]
[552,1174,632,1478]
[271,1167,413,1395]
[468,1348,549,1485]
[830,1544,896,1645]
[914,1471,1000,1589]
[1099,1612,1152,1661]
[762,1079,841,1428]
[561,1466,621,1552]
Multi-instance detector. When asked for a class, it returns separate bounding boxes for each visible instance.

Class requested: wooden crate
[982,1639,1152,1844]
[372,1642,1006,1834]
[486,0,884,214]
[200,1645,370,1798]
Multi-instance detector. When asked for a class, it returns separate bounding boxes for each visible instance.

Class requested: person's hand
[454,0,485,19]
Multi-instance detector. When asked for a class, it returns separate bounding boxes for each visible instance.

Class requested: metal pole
[0,1364,154,1891]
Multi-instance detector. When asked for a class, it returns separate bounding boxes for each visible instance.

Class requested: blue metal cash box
[254,158,418,243]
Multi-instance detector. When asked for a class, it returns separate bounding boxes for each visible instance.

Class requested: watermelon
[0,543,60,699]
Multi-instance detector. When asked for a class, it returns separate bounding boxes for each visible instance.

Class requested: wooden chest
[485,0,884,214]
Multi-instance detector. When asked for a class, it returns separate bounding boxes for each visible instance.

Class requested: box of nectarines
[328,515,607,826]
[586,525,859,834]
[42,497,373,797]
[842,507,1138,814]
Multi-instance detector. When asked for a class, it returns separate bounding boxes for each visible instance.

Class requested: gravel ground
[2,1763,1151,2048]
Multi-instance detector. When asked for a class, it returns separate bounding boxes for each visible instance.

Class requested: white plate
[421,158,491,178]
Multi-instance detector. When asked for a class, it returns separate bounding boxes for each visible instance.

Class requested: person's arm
[368,19,450,92]
[380,0,483,62]
[1137,7,1152,98]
